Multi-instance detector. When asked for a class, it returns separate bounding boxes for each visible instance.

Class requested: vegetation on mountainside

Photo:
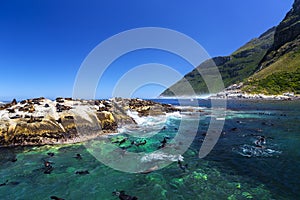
[243,50,300,94]
[242,0,300,95]
[160,28,275,96]
[161,0,300,97]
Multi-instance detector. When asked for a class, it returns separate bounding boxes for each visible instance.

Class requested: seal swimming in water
[50,196,65,200]
[112,190,138,200]
[132,140,147,147]
[112,137,128,145]
[118,138,128,146]
[0,180,8,187]
[0,180,20,187]
[255,136,266,148]
[178,160,188,172]
[47,152,55,157]
[44,161,54,174]
[75,170,89,175]
[73,153,82,160]
[158,137,168,149]
[9,181,20,185]
[44,166,53,174]
[11,157,17,162]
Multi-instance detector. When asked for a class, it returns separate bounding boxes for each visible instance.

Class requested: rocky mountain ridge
[160,26,275,96]
[242,0,300,95]
[161,0,300,97]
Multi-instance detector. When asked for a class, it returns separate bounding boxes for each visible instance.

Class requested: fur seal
[74,153,82,160]
[75,170,89,175]
[50,196,65,200]
[112,190,138,200]
[178,160,188,172]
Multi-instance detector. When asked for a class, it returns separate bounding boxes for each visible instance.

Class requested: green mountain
[161,0,300,97]
[160,27,275,96]
[242,0,300,94]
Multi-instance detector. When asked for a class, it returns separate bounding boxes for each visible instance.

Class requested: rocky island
[0,97,178,147]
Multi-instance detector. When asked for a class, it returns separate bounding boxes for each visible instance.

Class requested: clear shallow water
[0,99,300,200]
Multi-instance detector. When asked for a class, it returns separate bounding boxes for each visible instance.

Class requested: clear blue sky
[0,0,294,100]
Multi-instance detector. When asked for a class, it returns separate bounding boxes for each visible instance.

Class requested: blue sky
[0,0,294,100]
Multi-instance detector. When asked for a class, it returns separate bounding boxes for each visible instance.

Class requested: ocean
[0,99,299,200]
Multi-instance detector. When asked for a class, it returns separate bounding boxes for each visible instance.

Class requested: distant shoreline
[210,90,300,101]
[2,94,300,105]
[158,94,300,101]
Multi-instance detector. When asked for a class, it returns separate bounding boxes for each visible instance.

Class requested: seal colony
[0,97,179,147]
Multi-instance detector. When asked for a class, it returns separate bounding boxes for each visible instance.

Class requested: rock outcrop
[259,0,300,69]
[273,0,300,50]
[127,98,179,116]
[0,98,178,147]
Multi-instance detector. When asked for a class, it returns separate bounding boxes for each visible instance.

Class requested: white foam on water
[216,118,225,120]
[126,110,167,128]
[141,152,184,163]
[166,111,182,118]
[123,110,183,137]
[117,127,127,134]
[233,144,282,158]
[126,110,146,125]
[175,106,207,110]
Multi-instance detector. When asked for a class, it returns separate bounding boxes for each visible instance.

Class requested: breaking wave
[141,152,184,163]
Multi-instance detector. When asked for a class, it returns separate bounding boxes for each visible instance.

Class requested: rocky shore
[0,97,178,147]
[211,83,300,100]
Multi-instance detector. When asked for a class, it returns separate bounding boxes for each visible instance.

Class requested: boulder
[96,111,117,132]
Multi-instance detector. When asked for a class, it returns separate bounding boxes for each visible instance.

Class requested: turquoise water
[0,100,299,199]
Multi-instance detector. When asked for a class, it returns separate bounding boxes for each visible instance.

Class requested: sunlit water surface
[0,99,299,200]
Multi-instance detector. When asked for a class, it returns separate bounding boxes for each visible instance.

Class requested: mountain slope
[242,0,300,94]
[160,27,275,96]
[161,0,300,97]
